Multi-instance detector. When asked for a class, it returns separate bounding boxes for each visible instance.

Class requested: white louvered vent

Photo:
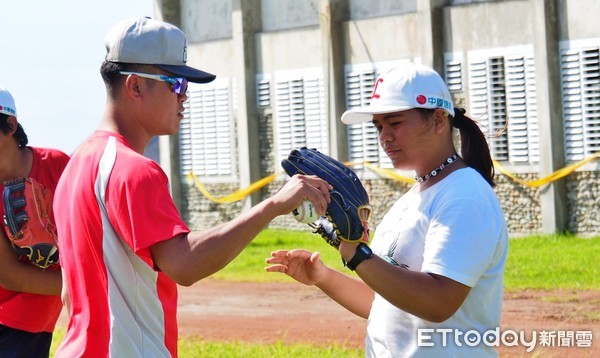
[445,59,463,92]
[304,76,328,151]
[273,70,329,166]
[560,44,600,161]
[468,50,539,164]
[345,69,379,166]
[524,55,540,163]
[581,48,600,156]
[468,57,509,161]
[256,77,271,108]
[488,57,509,161]
[179,80,234,178]
[505,54,539,163]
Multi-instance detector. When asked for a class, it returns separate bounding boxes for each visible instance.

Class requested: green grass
[50,329,362,358]
[178,338,362,358]
[210,228,352,282]
[504,234,600,290]
[50,230,599,356]
[214,229,600,291]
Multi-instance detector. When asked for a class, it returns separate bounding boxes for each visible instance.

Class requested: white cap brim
[341,105,413,124]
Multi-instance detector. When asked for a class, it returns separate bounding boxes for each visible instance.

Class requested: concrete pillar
[319,0,349,161]
[155,0,183,212]
[154,0,180,25]
[417,0,450,73]
[532,0,567,233]
[232,0,262,209]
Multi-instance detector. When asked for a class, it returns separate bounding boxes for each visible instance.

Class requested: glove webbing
[3,178,29,236]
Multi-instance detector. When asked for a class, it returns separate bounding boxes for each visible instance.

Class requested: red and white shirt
[0,147,69,333]
[54,131,189,357]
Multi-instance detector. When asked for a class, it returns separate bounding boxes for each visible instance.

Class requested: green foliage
[504,234,600,290]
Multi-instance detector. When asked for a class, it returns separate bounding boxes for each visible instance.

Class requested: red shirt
[0,147,70,333]
[54,132,189,357]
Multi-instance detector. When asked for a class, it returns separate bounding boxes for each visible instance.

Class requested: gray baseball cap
[105,17,216,83]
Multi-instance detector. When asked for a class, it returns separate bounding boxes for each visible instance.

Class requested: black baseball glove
[282,147,371,248]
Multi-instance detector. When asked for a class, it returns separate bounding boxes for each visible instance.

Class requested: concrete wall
[348,0,416,19]
[446,1,535,50]
[560,0,600,41]
[343,14,420,63]
[256,27,323,72]
[260,0,319,32]
[181,0,232,41]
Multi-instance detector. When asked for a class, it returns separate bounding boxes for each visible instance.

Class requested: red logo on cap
[371,78,384,99]
[416,95,427,105]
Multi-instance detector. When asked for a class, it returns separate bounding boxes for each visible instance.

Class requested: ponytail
[451,108,495,187]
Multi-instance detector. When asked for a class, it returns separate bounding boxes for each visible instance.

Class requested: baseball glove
[282,147,371,248]
[2,177,59,269]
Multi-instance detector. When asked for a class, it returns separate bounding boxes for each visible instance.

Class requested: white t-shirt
[365,168,508,357]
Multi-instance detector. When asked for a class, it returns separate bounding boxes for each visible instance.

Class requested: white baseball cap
[0,87,17,117]
[341,63,454,124]
[105,17,216,83]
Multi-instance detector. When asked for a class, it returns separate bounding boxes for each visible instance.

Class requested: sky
[1,0,154,155]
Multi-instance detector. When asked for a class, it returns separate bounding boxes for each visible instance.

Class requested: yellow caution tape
[360,162,416,184]
[188,152,600,203]
[494,151,600,187]
[186,171,280,204]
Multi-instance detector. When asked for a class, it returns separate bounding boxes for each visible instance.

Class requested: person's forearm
[316,267,374,319]
[153,174,332,286]
[154,197,283,286]
[356,257,470,323]
[188,198,281,273]
[0,265,62,295]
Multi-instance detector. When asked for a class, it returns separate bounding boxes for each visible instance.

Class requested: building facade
[154,0,600,235]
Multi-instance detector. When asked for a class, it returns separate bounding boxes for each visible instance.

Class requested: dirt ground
[173,280,599,357]
[58,280,599,356]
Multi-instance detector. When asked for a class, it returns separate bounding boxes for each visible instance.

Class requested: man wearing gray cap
[53,17,331,357]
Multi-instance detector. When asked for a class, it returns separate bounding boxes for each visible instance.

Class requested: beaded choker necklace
[415,154,459,183]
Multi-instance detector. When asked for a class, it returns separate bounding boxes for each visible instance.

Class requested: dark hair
[0,113,29,148]
[450,107,495,187]
[100,61,152,98]
[416,107,495,187]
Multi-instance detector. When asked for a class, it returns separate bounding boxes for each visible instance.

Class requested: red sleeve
[28,147,70,191]
[106,157,190,254]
